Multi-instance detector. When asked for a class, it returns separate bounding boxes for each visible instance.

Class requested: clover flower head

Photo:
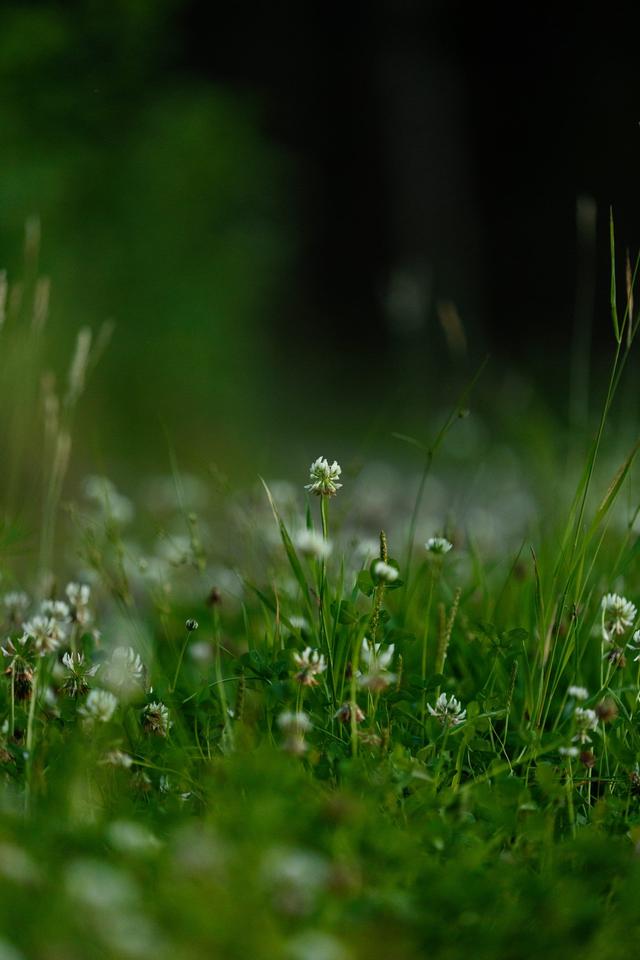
[2,592,30,623]
[559,746,579,758]
[65,583,92,626]
[142,701,171,736]
[277,710,311,755]
[288,615,309,633]
[292,647,327,686]
[373,560,399,583]
[294,529,332,560]
[61,651,99,698]
[358,638,396,692]
[305,457,342,497]
[425,537,453,555]
[601,592,636,643]
[427,692,466,726]
[80,688,118,723]
[573,706,598,744]
[40,599,71,622]
[23,615,67,654]
[101,646,145,696]
[567,685,589,701]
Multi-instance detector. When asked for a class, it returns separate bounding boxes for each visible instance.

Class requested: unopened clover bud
[186,618,199,632]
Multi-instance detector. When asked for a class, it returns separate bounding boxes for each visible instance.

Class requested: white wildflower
[305,457,343,497]
[60,651,99,698]
[425,537,453,555]
[567,685,589,701]
[289,615,309,632]
[23,615,67,654]
[292,647,327,686]
[573,706,598,744]
[427,692,466,726]
[294,528,332,559]
[141,701,171,737]
[601,592,636,643]
[2,592,30,623]
[40,599,70,622]
[277,711,311,755]
[65,582,92,627]
[373,560,399,583]
[559,746,579,758]
[358,638,396,691]
[80,689,118,723]
[101,646,145,697]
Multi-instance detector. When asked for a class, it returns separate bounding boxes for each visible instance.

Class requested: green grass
[2,239,640,959]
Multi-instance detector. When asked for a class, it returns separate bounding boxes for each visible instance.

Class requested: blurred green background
[1,0,639,488]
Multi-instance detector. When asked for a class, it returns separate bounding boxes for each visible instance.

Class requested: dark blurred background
[1,0,639,479]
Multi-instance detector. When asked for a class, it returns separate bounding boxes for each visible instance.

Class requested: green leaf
[610,207,620,343]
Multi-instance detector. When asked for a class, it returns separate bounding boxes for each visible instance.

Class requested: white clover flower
[40,599,71,622]
[80,688,118,723]
[601,592,636,643]
[559,746,579,758]
[294,529,332,560]
[84,475,134,525]
[373,560,399,583]
[358,638,396,691]
[141,701,171,736]
[288,615,309,632]
[65,582,92,627]
[427,692,466,726]
[573,706,598,744]
[101,646,145,697]
[2,592,30,623]
[277,711,311,755]
[23,615,67,654]
[567,685,589,701]
[100,750,133,768]
[292,647,327,686]
[425,537,453,555]
[277,711,312,735]
[305,457,343,497]
[60,651,99,698]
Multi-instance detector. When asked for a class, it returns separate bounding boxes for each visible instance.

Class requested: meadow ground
[2,242,640,959]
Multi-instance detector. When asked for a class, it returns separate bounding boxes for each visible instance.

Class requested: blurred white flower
[23,615,66,654]
[427,692,466,726]
[295,529,332,559]
[65,582,92,626]
[101,646,145,698]
[293,647,327,686]
[559,746,579,758]
[573,706,598,743]
[567,685,589,701]
[80,689,118,723]
[2,592,30,623]
[277,711,311,755]
[425,537,453,555]
[358,638,396,691]
[305,457,342,497]
[373,560,399,583]
[40,599,70,622]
